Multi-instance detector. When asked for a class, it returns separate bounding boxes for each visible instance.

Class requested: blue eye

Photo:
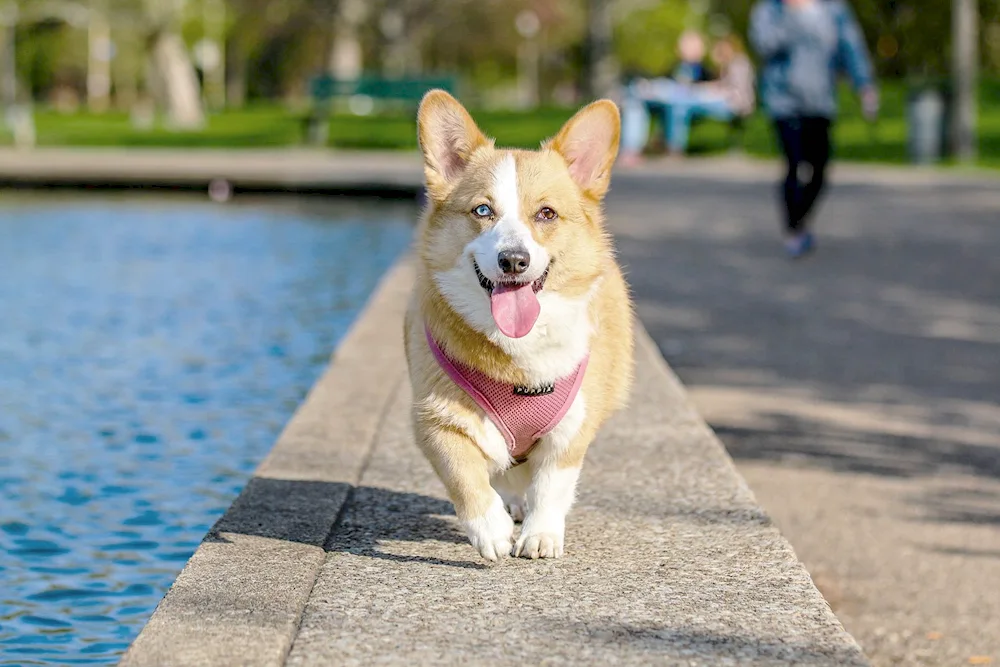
[473,204,493,218]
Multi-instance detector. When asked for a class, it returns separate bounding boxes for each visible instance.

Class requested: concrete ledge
[0,148,424,195]
[2,149,994,196]
[121,255,868,666]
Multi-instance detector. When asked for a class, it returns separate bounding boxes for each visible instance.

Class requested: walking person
[750,0,878,258]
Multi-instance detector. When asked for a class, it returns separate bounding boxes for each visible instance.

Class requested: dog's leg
[416,425,514,562]
[492,465,531,523]
[514,459,581,559]
[514,393,594,559]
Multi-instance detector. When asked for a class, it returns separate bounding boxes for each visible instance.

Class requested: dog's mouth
[473,259,550,339]
[473,259,550,295]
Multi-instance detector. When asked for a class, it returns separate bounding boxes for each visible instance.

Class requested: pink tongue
[490,283,540,338]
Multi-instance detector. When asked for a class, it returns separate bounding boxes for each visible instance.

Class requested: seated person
[620,33,755,163]
[672,30,714,85]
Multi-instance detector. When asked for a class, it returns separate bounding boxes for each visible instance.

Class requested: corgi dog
[404,90,634,562]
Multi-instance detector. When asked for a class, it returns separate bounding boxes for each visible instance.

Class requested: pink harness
[425,328,588,462]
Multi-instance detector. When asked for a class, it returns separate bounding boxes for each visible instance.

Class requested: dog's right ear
[417,90,490,199]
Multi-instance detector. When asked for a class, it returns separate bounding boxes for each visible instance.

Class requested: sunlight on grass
[4,81,998,170]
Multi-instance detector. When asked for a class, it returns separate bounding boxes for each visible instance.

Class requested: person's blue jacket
[750,0,874,119]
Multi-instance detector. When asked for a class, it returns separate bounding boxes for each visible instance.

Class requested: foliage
[6,0,1000,110]
[615,0,699,78]
[7,80,1000,169]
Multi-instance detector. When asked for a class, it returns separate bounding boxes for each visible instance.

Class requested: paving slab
[121,253,866,666]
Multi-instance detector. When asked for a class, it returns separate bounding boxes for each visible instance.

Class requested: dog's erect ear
[417,90,490,198]
[548,99,620,199]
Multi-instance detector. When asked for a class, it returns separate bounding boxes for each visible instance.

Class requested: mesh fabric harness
[425,327,588,462]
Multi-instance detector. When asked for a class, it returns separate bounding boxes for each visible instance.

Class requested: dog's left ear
[548,100,620,200]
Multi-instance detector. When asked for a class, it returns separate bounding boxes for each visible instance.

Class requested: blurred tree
[953,0,978,161]
[222,0,325,104]
[140,0,205,126]
[615,0,695,78]
[13,18,80,105]
[987,1,1000,75]
[15,0,998,114]
[109,0,205,128]
[584,0,617,98]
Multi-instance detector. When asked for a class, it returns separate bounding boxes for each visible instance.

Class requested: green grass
[8,104,578,151]
[5,81,1000,169]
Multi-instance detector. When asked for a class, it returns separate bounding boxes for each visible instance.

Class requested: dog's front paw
[463,495,514,562]
[514,531,563,559]
[514,521,565,559]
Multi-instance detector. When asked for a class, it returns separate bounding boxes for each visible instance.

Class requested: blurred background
[0,0,997,165]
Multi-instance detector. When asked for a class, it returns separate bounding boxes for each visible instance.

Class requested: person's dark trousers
[774,116,832,234]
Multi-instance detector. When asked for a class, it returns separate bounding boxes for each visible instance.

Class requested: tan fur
[404,90,634,560]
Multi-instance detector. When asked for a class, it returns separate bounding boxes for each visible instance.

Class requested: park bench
[643,102,749,155]
[303,75,457,146]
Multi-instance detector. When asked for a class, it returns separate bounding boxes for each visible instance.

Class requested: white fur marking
[463,492,514,562]
[467,155,550,284]
[514,465,582,559]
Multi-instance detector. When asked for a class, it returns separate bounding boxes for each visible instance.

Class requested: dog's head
[417,90,620,341]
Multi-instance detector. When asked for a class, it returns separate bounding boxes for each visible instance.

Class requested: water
[0,194,414,666]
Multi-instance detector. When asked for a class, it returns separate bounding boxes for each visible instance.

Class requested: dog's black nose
[498,250,530,275]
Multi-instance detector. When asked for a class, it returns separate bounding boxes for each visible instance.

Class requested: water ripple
[0,194,414,665]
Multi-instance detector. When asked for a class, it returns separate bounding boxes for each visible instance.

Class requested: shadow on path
[610,175,1000,489]
[205,477,482,569]
[562,619,864,664]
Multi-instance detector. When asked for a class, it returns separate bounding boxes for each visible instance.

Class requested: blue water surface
[0,194,414,665]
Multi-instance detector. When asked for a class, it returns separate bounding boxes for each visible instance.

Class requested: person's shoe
[784,232,815,259]
[801,231,816,254]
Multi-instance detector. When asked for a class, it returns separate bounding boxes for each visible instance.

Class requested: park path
[121,255,865,666]
[611,158,1000,667]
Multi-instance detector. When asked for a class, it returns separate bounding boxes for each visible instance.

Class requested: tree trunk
[202,0,226,109]
[329,0,367,79]
[951,0,978,162]
[88,3,112,113]
[226,50,247,109]
[0,3,16,108]
[150,30,205,128]
[584,0,618,100]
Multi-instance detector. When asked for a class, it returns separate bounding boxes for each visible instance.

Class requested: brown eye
[536,207,558,221]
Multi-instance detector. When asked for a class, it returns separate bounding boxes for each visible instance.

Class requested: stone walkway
[610,159,1000,666]
[121,258,864,666]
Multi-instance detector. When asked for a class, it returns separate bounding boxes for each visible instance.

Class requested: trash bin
[906,84,948,164]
